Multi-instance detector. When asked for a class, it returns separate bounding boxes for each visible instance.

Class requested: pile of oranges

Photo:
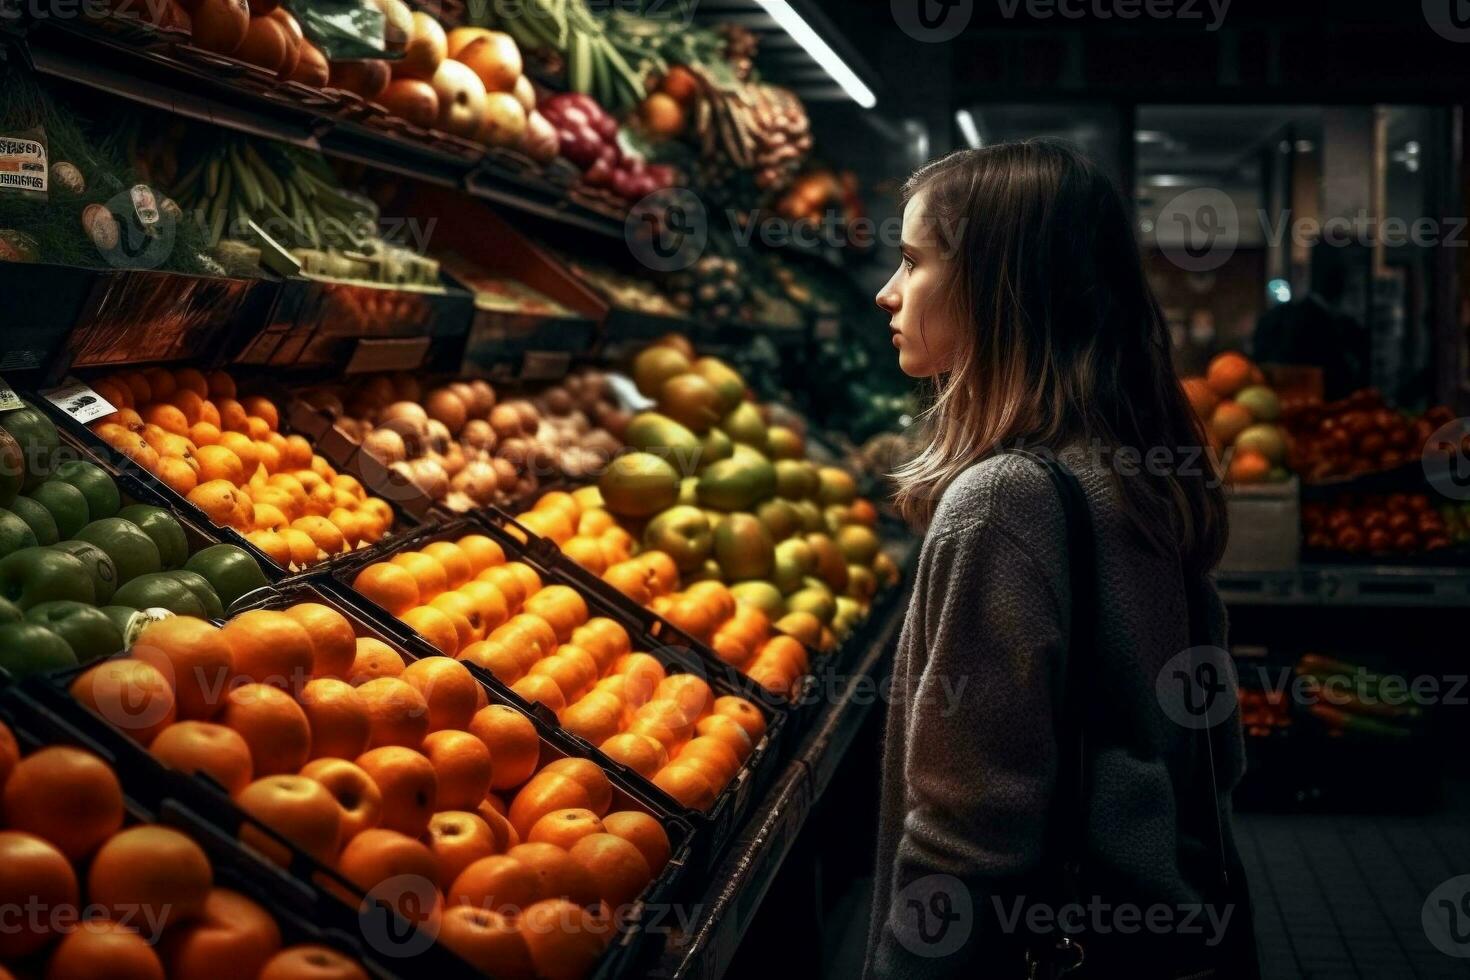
[0,725,373,979]
[351,528,767,812]
[87,367,394,567]
[512,491,813,701]
[58,603,675,978]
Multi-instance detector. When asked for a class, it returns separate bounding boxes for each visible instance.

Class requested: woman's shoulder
[930,452,1067,547]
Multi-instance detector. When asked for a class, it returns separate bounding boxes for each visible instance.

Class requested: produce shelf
[10,17,628,242]
[1215,563,1470,607]
[649,585,909,980]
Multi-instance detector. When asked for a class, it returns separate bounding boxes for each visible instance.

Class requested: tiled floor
[1238,800,1470,979]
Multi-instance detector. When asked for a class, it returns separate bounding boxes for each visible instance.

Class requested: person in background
[1252,245,1370,400]
[868,140,1260,979]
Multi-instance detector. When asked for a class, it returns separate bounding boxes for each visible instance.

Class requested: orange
[562,535,607,574]
[518,899,610,980]
[94,376,134,410]
[559,695,622,746]
[426,811,497,890]
[44,919,165,980]
[626,718,681,753]
[435,906,534,978]
[299,758,382,841]
[422,729,494,810]
[758,635,809,678]
[254,438,283,475]
[476,797,519,852]
[469,705,541,791]
[222,610,316,696]
[70,659,177,745]
[1206,351,1253,396]
[356,677,430,750]
[1227,448,1271,484]
[291,515,345,557]
[489,615,558,670]
[636,551,678,595]
[713,696,765,741]
[534,490,579,520]
[601,811,670,875]
[281,528,321,566]
[422,541,473,590]
[173,367,209,397]
[205,370,236,399]
[478,565,528,611]
[508,772,593,839]
[507,841,599,906]
[523,585,588,642]
[401,657,479,733]
[170,388,208,427]
[569,832,651,909]
[1210,401,1253,444]
[156,454,200,495]
[447,854,539,914]
[158,887,283,980]
[571,618,631,671]
[598,733,667,780]
[603,562,653,605]
[195,444,245,484]
[299,678,371,761]
[258,945,369,980]
[355,746,437,836]
[693,714,753,762]
[401,605,460,657]
[143,402,189,435]
[458,637,528,684]
[652,764,717,811]
[218,431,260,476]
[1,746,123,861]
[281,434,313,470]
[247,530,293,567]
[685,581,736,624]
[531,645,598,701]
[1181,377,1219,419]
[326,508,362,548]
[231,485,257,531]
[236,774,343,865]
[215,397,248,433]
[0,719,15,789]
[654,674,714,722]
[511,674,567,713]
[336,829,440,923]
[221,683,312,776]
[613,653,665,708]
[267,473,309,510]
[664,596,715,640]
[633,699,695,743]
[284,603,358,680]
[527,807,604,850]
[455,534,505,574]
[430,591,484,645]
[577,508,614,536]
[242,395,279,431]
[540,758,613,816]
[88,824,212,929]
[674,736,741,787]
[505,562,543,600]
[457,581,511,636]
[130,616,234,721]
[0,831,79,958]
[392,552,448,602]
[150,721,254,796]
[348,637,406,685]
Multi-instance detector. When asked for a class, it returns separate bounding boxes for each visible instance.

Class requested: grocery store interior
[2,1,1470,978]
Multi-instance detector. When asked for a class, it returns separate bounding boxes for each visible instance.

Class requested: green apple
[0,508,38,559]
[786,585,836,625]
[111,573,207,618]
[26,601,124,665]
[116,505,189,570]
[49,540,119,605]
[790,499,824,534]
[100,605,156,647]
[0,403,61,491]
[184,544,268,612]
[0,546,95,609]
[712,513,773,582]
[166,570,224,619]
[7,495,58,545]
[0,621,77,678]
[0,429,20,508]
[0,596,20,625]
[28,481,90,540]
[684,559,724,584]
[728,580,785,620]
[755,498,800,541]
[772,538,815,596]
[643,506,713,573]
[51,460,121,521]
[74,517,162,586]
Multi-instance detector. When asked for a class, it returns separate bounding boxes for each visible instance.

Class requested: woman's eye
[902,255,915,271]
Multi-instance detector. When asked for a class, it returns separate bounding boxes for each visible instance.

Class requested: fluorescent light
[754,1,876,108]
[955,109,981,149]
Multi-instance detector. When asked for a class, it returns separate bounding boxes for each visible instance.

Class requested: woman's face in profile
[875,188,961,378]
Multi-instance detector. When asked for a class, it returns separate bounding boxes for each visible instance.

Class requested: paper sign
[42,380,117,424]
[0,376,23,412]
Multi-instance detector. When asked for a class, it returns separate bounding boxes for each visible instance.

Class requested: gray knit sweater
[865,452,1249,978]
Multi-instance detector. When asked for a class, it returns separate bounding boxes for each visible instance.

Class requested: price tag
[42,379,117,424]
[0,375,23,413]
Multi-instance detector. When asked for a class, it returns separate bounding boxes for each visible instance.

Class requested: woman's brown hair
[891,140,1228,575]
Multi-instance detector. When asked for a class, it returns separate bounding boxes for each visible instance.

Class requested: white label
[0,138,48,195]
[42,380,117,423]
[0,376,22,412]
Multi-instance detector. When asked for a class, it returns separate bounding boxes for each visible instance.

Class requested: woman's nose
[875,283,898,313]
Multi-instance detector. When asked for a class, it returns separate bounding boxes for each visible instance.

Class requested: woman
[865,142,1259,978]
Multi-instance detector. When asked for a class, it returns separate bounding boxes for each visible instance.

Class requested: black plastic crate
[318,516,785,868]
